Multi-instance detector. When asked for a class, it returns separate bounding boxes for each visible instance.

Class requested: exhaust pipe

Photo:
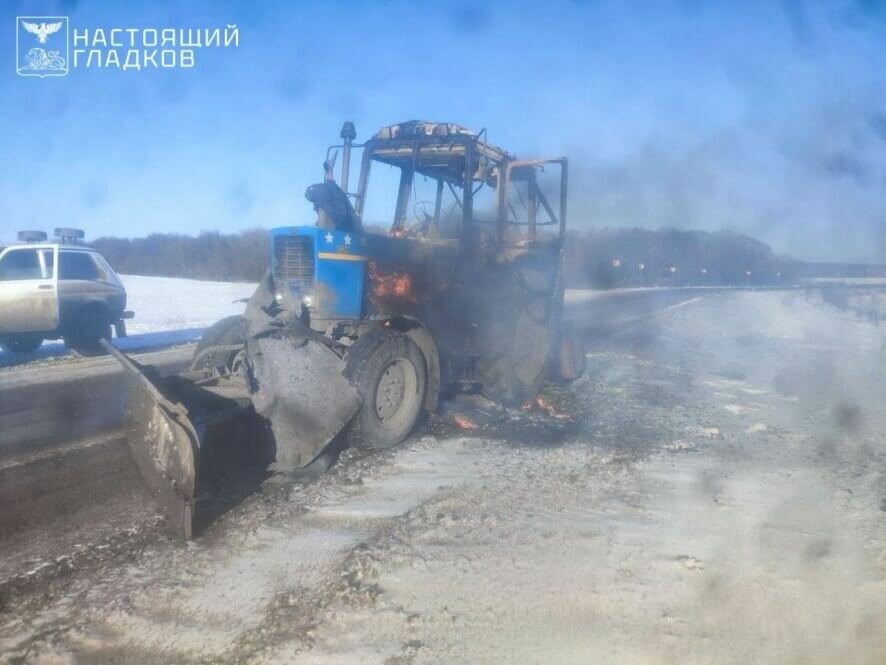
[340,121,356,194]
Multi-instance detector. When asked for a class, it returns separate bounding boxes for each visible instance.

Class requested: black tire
[344,328,428,450]
[548,324,586,384]
[192,315,247,371]
[475,264,555,405]
[64,307,112,356]
[1,334,43,354]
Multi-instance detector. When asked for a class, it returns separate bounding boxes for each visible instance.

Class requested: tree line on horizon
[90,227,803,287]
[91,230,269,283]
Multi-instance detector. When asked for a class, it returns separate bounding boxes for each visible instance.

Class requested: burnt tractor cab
[106,120,584,539]
[270,120,580,406]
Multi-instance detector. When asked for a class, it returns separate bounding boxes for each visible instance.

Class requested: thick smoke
[566,100,886,263]
[552,0,886,263]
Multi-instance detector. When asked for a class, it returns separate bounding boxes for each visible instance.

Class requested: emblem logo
[16,17,69,78]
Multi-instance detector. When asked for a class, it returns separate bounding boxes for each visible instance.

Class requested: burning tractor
[106,120,585,538]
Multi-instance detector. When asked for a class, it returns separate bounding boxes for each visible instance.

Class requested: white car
[0,230,133,354]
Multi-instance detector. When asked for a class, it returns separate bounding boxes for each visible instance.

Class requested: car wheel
[65,308,112,356]
[0,334,43,354]
[344,328,428,450]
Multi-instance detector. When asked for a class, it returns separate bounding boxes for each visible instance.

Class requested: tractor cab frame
[326,121,568,247]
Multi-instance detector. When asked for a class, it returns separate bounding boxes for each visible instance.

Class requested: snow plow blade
[101,340,257,540]
[102,320,360,539]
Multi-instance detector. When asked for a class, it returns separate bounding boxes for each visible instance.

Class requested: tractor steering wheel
[413,200,435,225]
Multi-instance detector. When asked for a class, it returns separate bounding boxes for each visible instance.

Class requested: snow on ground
[121,275,256,335]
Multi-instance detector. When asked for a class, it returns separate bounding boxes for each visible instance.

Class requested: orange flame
[368,262,418,303]
[523,396,572,420]
[452,414,479,431]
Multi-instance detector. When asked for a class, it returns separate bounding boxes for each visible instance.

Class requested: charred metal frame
[325,123,568,247]
[498,159,568,243]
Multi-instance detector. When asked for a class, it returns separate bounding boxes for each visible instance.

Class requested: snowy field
[122,275,256,335]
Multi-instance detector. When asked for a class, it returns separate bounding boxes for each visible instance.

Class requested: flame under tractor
[106,120,585,538]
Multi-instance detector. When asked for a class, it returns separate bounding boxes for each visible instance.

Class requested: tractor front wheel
[192,315,248,372]
[345,328,428,450]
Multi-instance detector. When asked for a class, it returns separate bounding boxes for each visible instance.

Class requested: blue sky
[1,0,885,261]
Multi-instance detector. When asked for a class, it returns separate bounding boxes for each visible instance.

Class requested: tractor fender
[386,316,440,414]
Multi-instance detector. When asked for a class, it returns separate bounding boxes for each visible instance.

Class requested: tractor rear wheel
[345,328,428,450]
[548,324,586,383]
[476,265,554,406]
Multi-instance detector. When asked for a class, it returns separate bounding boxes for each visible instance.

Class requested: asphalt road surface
[1,290,884,664]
